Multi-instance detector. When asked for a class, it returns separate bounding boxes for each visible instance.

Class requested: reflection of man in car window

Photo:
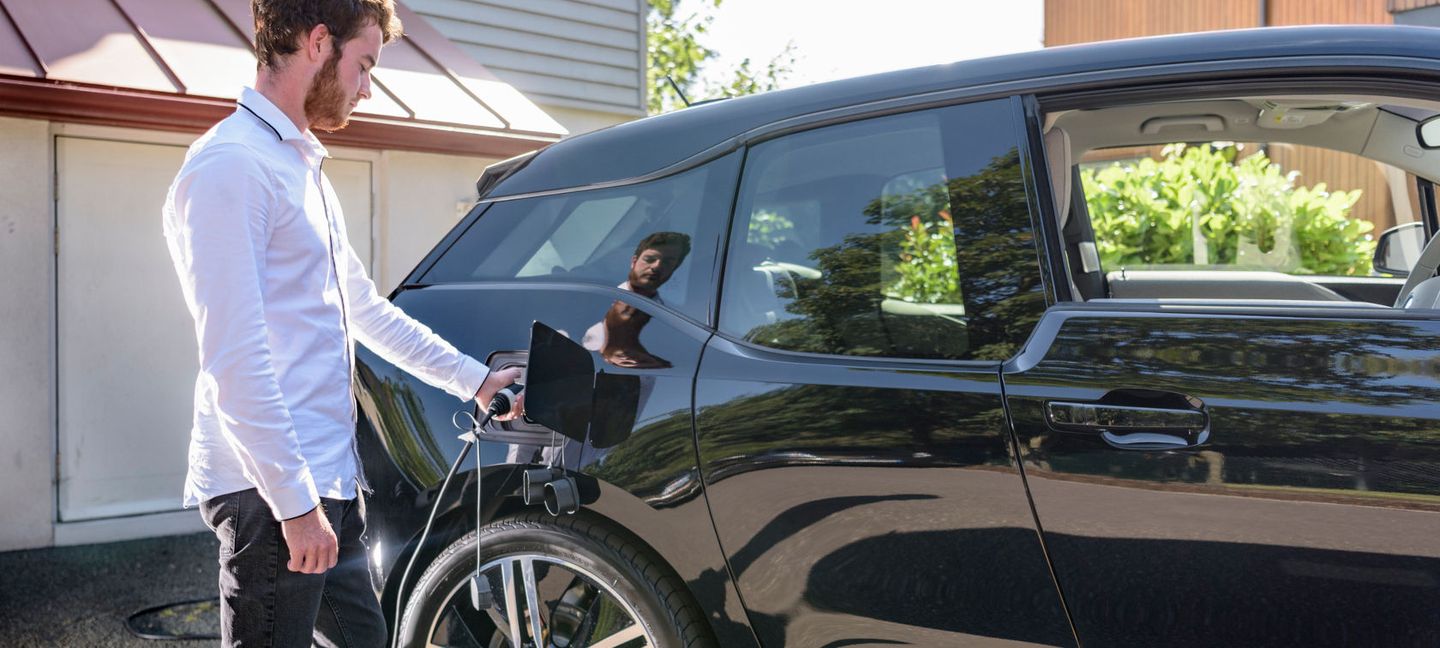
[583,232,691,368]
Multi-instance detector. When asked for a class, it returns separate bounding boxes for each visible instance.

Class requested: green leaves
[888,209,963,304]
[645,0,718,114]
[645,0,793,114]
[1081,143,1376,276]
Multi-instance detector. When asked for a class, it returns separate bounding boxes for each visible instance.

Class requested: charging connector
[390,384,517,648]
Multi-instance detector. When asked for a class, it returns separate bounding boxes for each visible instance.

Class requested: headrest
[1043,127,1072,228]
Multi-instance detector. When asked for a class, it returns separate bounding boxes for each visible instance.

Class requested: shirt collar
[237,87,330,159]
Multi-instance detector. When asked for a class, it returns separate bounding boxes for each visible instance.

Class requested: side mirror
[1373,222,1425,277]
[1419,115,1440,150]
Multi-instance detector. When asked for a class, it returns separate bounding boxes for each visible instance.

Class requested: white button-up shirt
[163,88,489,521]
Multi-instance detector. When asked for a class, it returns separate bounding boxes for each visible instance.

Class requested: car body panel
[355,284,759,647]
[1002,306,1440,646]
[695,336,1074,646]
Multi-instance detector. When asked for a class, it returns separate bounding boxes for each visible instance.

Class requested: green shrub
[1081,143,1374,276]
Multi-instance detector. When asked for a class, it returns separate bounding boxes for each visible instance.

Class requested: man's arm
[170,144,319,521]
[338,230,511,400]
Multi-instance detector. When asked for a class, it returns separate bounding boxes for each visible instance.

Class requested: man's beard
[304,54,352,132]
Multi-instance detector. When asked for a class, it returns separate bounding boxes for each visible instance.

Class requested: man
[161,2,520,645]
[582,231,692,368]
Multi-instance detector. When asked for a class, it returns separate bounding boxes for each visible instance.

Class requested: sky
[696,0,1045,94]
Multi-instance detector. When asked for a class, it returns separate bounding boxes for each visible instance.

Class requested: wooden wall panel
[1389,0,1440,12]
[1046,0,1394,46]
[1045,0,1260,46]
[1268,0,1393,25]
[1269,145,1396,232]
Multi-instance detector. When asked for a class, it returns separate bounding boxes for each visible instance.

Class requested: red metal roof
[0,0,566,156]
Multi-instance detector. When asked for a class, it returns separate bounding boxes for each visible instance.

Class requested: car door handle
[1045,401,1209,450]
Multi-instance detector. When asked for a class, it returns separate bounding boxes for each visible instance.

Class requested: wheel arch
[379,465,725,644]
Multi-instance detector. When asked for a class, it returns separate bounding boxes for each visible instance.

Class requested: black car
[356,25,1440,648]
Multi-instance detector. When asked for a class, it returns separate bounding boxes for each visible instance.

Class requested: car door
[1005,102,1440,646]
[694,98,1075,646]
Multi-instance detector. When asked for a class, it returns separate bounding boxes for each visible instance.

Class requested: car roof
[490,25,1440,198]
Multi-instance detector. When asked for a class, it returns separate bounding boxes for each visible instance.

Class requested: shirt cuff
[454,355,492,402]
[261,479,321,521]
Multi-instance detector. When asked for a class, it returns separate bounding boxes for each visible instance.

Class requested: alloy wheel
[424,552,655,648]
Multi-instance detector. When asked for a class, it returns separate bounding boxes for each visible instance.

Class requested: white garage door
[57,136,373,522]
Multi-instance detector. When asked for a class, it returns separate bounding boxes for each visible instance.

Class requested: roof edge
[0,75,558,158]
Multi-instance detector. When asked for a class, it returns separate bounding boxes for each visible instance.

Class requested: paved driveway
[0,532,220,647]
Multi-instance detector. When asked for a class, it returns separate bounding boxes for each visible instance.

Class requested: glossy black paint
[1003,306,1440,647]
[354,284,758,647]
[695,338,1073,646]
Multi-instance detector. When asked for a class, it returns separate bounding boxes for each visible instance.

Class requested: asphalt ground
[0,532,221,647]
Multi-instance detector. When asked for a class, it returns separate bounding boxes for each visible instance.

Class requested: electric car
[358,26,1440,647]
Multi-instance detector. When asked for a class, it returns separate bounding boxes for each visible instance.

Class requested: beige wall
[0,116,56,551]
[0,116,508,551]
[375,150,502,292]
[541,103,633,137]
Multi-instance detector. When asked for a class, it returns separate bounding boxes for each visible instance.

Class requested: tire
[397,511,715,648]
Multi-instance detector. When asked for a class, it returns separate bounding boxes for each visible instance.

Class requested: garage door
[56,136,373,521]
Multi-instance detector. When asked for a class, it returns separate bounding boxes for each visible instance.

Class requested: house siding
[406,0,645,121]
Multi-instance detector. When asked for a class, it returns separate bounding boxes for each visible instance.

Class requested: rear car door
[695,99,1075,646]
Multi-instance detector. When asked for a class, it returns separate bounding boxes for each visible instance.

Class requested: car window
[1080,140,1419,277]
[718,100,1045,361]
[423,153,741,323]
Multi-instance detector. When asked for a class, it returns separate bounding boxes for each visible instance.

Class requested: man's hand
[281,504,337,574]
[476,366,525,421]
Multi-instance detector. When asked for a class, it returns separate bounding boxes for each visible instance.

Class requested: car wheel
[397,511,714,648]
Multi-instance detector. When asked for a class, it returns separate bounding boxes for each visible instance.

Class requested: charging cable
[390,385,521,648]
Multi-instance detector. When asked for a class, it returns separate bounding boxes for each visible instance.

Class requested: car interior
[1040,91,1440,312]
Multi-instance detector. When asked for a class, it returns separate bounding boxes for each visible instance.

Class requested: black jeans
[199,488,387,647]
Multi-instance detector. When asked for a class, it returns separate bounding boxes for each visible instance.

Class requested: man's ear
[302,23,333,63]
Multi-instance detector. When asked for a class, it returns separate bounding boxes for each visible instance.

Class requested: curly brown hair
[634,231,692,261]
[252,0,403,69]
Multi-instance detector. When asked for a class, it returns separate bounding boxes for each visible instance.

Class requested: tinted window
[718,100,1044,361]
[425,153,740,322]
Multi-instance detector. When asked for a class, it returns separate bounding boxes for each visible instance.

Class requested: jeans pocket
[200,491,241,559]
[198,495,223,533]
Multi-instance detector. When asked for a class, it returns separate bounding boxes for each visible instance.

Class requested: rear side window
[718,100,1044,361]
[424,152,741,323]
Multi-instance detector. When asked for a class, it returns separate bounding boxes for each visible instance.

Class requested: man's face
[629,245,685,292]
[306,23,383,132]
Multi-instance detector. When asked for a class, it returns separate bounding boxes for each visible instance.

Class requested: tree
[645,0,795,114]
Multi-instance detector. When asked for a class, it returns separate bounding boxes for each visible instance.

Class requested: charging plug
[470,573,494,610]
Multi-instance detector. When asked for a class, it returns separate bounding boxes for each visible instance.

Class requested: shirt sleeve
[338,218,490,402]
[169,144,319,521]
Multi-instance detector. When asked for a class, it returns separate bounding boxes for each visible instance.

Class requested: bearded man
[161,2,520,645]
